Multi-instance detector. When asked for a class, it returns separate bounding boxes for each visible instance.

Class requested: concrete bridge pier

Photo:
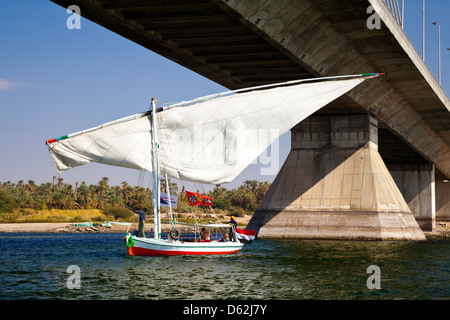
[388,164,436,231]
[247,114,426,240]
[436,180,450,225]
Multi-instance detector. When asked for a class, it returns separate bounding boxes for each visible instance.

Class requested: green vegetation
[0,190,17,213]
[210,181,270,214]
[0,177,270,222]
[102,206,133,220]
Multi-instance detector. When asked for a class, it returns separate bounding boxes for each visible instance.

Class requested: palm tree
[75,182,90,208]
[255,181,270,202]
[160,177,178,194]
[131,186,150,209]
[211,184,227,199]
[27,180,37,193]
[17,180,24,191]
[98,177,109,196]
[56,177,64,188]
[120,184,133,207]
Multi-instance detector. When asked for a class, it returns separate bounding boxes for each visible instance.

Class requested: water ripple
[0,233,448,299]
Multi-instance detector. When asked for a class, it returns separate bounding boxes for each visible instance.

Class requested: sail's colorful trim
[362,73,387,76]
[46,135,69,144]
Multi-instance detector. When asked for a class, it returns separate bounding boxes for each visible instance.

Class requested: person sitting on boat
[228,216,237,240]
[133,207,147,237]
[220,233,229,242]
[200,228,211,242]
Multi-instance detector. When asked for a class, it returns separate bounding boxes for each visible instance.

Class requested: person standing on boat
[228,216,237,241]
[133,207,147,237]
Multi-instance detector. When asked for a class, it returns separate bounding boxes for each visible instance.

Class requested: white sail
[47,76,370,184]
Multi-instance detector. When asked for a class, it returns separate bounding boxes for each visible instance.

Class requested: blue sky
[0,0,449,191]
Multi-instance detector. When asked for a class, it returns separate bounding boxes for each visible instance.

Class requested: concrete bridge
[51,0,450,240]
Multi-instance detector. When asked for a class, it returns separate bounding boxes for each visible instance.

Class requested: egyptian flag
[185,191,213,206]
[160,192,178,209]
[236,228,256,242]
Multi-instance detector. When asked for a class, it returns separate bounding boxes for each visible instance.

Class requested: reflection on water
[0,233,448,299]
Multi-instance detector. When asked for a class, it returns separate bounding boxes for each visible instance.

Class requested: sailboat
[45,73,383,256]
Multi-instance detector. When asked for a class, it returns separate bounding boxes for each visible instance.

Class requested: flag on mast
[236,228,256,242]
[185,191,213,206]
[160,192,178,209]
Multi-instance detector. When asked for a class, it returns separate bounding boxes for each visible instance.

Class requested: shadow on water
[0,233,448,299]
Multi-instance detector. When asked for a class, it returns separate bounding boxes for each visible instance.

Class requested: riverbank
[0,222,131,233]
[0,219,448,238]
[0,215,252,233]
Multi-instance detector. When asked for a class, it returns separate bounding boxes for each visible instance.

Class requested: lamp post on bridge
[432,22,441,86]
[422,0,425,61]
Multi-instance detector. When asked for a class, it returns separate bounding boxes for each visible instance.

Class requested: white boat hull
[126,235,244,256]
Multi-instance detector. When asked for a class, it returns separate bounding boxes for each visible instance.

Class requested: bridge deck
[52,0,450,178]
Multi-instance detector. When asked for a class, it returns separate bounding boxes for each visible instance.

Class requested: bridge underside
[50,0,450,237]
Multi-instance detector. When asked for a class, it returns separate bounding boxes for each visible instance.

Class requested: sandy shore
[0,223,74,233]
[0,222,143,233]
[0,215,252,233]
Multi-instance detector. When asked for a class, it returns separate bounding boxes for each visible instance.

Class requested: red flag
[185,191,213,206]
[236,228,256,241]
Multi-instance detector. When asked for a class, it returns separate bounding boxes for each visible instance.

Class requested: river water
[0,233,448,300]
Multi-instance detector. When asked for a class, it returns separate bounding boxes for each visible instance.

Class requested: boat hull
[126,235,244,256]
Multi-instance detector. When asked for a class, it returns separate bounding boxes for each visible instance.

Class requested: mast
[151,98,161,239]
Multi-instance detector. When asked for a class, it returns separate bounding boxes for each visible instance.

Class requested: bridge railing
[382,0,404,29]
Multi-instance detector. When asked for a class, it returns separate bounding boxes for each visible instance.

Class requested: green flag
[126,235,134,248]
